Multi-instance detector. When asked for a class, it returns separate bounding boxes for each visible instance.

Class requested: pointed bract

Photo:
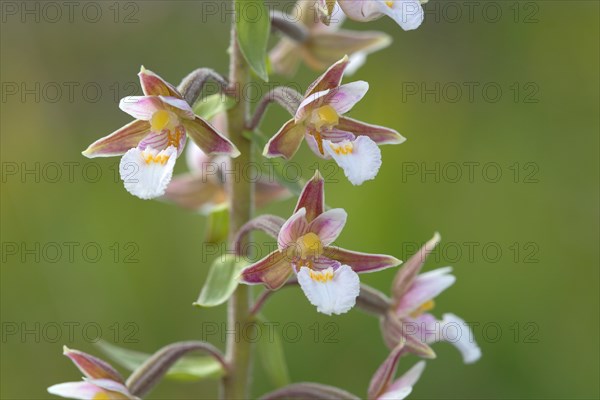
[63,346,124,383]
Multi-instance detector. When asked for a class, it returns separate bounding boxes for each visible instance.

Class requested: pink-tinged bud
[63,346,124,383]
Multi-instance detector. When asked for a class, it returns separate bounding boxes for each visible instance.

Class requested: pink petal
[119,96,164,120]
[294,170,325,222]
[183,117,240,157]
[159,96,195,119]
[385,361,426,398]
[367,342,404,399]
[82,120,150,158]
[325,246,401,273]
[278,208,309,250]
[296,81,369,120]
[308,208,347,246]
[304,56,349,97]
[392,232,441,302]
[337,117,405,144]
[240,250,293,290]
[396,267,456,317]
[312,256,342,270]
[47,381,107,399]
[138,128,187,156]
[138,67,181,97]
[85,378,131,397]
[263,118,306,160]
[380,312,436,358]
[63,346,124,383]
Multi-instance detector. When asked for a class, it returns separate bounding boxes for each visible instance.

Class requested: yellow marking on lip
[386,1,394,8]
[167,126,184,148]
[329,142,353,155]
[142,151,170,165]
[309,268,334,283]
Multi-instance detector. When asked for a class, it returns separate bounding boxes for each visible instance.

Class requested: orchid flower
[164,113,289,212]
[48,346,137,400]
[264,57,405,185]
[338,0,426,31]
[241,171,401,315]
[82,67,239,200]
[368,343,426,400]
[261,342,425,400]
[270,1,391,76]
[382,233,482,364]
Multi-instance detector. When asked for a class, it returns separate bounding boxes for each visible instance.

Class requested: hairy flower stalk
[222,22,254,400]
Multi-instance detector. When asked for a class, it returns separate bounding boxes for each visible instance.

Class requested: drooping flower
[264,57,405,185]
[270,1,391,76]
[368,343,426,400]
[48,346,137,400]
[82,67,239,200]
[382,233,482,363]
[240,171,401,315]
[338,0,426,31]
[164,113,289,212]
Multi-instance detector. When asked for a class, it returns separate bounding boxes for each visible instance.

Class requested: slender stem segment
[222,21,255,400]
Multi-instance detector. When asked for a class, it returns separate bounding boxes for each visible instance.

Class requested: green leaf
[194,255,248,308]
[236,0,270,81]
[95,341,224,381]
[204,204,230,244]
[193,93,235,121]
[256,316,290,388]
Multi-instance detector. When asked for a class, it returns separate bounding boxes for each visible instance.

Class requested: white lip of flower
[120,146,177,200]
[297,265,360,316]
[439,313,482,364]
[324,136,382,185]
[379,0,424,30]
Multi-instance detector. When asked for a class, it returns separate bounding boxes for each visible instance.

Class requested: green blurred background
[1,1,598,399]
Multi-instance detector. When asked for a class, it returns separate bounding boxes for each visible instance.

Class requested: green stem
[222,22,254,400]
